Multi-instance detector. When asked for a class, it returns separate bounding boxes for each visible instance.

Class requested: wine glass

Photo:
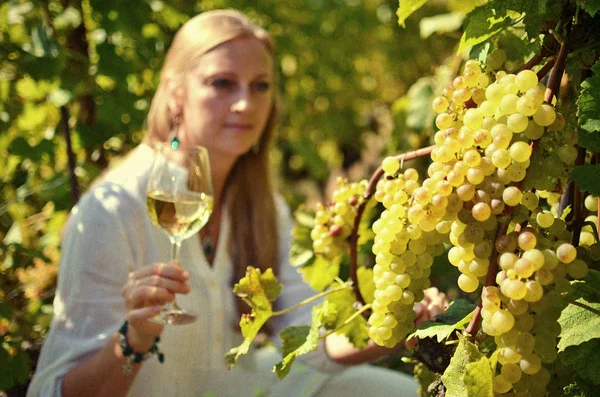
[146,143,213,325]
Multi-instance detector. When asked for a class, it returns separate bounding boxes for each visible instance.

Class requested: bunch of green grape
[310,177,368,261]
[368,158,445,347]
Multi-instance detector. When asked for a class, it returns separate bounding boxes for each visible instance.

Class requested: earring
[168,115,181,149]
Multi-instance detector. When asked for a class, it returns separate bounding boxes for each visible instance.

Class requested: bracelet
[118,320,164,375]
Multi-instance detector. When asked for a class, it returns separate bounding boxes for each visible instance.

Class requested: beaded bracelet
[118,320,164,375]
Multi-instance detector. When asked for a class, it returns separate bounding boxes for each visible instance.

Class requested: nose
[230,86,252,113]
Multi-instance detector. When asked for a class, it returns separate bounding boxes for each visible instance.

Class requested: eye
[252,81,271,92]
[210,78,234,89]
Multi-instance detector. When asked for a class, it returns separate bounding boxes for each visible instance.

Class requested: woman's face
[172,36,274,163]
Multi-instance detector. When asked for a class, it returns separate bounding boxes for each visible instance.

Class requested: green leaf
[578,129,600,152]
[274,301,333,378]
[405,77,435,132]
[464,355,495,397]
[564,270,600,303]
[226,267,282,369]
[576,0,600,17]
[470,41,492,65]
[458,8,511,53]
[234,267,281,306]
[559,338,600,385]
[557,297,600,352]
[397,0,429,28]
[0,302,12,319]
[419,13,465,39]
[0,348,30,390]
[442,335,483,397]
[409,299,476,342]
[298,256,340,292]
[357,267,375,304]
[571,165,600,196]
[325,288,369,348]
[290,206,315,268]
[577,61,600,135]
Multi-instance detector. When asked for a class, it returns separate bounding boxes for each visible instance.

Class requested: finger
[427,302,444,318]
[135,274,190,295]
[128,286,175,309]
[129,262,190,283]
[405,336,418,350]
[127,306,164,336]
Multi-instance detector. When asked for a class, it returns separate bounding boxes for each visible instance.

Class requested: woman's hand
[406,287,449,349]
[121,261,190,351]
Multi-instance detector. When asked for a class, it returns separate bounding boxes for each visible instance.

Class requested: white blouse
[26,144,345,397]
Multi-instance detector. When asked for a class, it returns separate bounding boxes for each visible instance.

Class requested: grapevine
[228,2,600,396]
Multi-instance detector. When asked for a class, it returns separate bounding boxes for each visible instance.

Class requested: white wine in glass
[146,143,213,325]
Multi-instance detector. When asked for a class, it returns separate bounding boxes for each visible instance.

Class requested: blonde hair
[145,10,280,315]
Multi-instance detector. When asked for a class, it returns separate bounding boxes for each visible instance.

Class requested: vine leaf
[557,297,600,352]
[299,256,340,292]
[325,288,370,348]
[559,339,600,385]
[225,267,282,369]
[409,299,476,342]
[397,0,429,28]
[357,266,375,304]
[564,270,600,303]
[576,0,600,17]
[458,0,549,53]
[441,335,483,397]
[274,301,335,378]
[290,206,315,268]
[577,61,600,148]
[570,165,600,196]
[464,350,498,397]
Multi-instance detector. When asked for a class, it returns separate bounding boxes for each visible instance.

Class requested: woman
[27,10,440,397]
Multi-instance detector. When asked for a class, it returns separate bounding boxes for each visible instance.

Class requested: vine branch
[60,106,80,205]
[349,146,435,306]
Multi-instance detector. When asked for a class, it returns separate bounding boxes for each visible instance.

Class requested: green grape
[501,363,523,383]
[585,195,598,212]
[382,156,400,175]
[432,96,449,113]
[519,353,542,375]
[556,243,577,264]
[502,186,522,207]
[509,141,532,162]
[532,104,556,126]
[516,95,538,116]
[492,309,516,333]
[515,70,539,92]
[493,375,513,393]
[458,273,479,293]
[500,93,519,114]
[567,259,589,279]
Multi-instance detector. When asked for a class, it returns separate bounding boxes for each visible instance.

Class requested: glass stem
[168,239,183,311]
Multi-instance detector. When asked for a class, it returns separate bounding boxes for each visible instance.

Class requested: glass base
[151,308,197,325]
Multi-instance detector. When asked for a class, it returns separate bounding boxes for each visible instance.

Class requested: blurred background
[0,0,477,393]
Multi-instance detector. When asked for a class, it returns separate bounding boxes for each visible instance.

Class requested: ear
[165,77,185,119]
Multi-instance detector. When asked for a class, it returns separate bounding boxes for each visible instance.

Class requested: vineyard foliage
[2,0,600,396]
[0,0,457,391]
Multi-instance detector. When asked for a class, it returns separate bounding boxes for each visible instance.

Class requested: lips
[224,123,253,131]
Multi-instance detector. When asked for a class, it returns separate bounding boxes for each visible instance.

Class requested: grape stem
[464,32,572,337]
[271,284,352,317]
[570,146,588,247]
[349,145,435,307]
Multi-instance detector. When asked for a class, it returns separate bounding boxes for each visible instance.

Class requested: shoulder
[67,145,154,230]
